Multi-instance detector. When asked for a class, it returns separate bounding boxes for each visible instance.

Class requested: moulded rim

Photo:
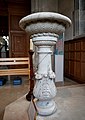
[19,12,72,30]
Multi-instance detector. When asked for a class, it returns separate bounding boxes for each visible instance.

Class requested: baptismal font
[19,12,71,116]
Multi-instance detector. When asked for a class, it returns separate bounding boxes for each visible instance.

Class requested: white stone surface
[32,34,57,115]
[19,12,71,35]
[55,55,64,82]
[19,12,71,115]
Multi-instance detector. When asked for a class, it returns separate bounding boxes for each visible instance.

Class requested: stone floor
[3,84,85,120]
[37,84,85,120]
[0,76,80,120]
[0,76,29,120]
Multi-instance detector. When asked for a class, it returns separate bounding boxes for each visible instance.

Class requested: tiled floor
[0,76,79,120]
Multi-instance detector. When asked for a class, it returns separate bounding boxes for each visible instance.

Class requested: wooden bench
[0,57,30,84]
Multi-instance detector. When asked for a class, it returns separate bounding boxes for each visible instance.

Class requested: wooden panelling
[75,41,81,51]
[69,52,75,60]
[10,15,23,31]
[81,40,85,51]
[8,1,31,15]
[69,60,74,76]
[64,60,69,74]
[8,1,31,58]
[81,52,85,62]
[69,42,75,51]
[64,37,85,83]
[64,43,69,51]
[10,31,29,58]
[74,61,77,77]
[81,63,85,82]
[75,52,81,61]
[76,61,81,79]
[64,52,69,60]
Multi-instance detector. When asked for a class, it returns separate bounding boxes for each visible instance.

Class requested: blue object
[13,77,22,85]
[0,78,7,86]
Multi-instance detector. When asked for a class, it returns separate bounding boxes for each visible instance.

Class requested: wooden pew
[0,57,30,84]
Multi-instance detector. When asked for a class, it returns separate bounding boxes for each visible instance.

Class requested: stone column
[32,33,58,115]
[31,0,58,13]
[19,12,71,116]
[74,0,85,35]
[79,0,85,35]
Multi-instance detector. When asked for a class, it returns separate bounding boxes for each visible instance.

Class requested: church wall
[58,0,74,41]
[31,0,58,13]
